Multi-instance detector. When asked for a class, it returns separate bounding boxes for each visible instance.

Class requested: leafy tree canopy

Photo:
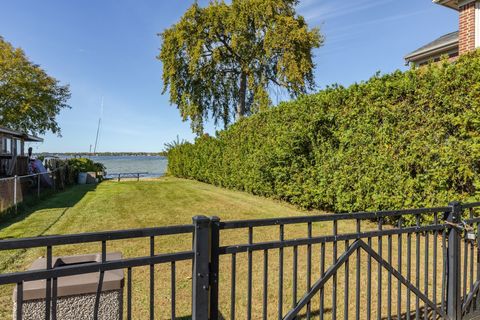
[0,36,70,135]
[158,0,322,134]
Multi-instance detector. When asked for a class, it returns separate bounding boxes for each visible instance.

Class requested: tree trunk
[236,72,247,120]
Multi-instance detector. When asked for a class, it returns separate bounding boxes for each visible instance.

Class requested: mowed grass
[0,178,452,319]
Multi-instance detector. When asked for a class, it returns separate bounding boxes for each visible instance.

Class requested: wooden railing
[0,156,29,177]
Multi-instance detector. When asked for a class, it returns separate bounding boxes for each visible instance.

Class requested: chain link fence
[0,165,76,219]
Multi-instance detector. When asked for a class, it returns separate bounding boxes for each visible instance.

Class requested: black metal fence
[1,202,480,319]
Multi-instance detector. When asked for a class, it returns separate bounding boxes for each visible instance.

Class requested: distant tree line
[37,152,168,157]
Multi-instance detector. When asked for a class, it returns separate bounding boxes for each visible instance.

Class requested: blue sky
[0,0,457,152]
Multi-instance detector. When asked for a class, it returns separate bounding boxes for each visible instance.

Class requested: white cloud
[298,0,396,22]
[331,9,429,35]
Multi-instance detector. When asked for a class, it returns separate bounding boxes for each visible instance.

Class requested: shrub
[168,51,480,217]
[67,158,106,173]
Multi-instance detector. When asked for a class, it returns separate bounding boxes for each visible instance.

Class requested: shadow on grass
[174,313,227,320]
[379,304,460,320]
[0,184,98,272]
[380,305,433,320]
[0,183,98,235]
[173,308,333,320]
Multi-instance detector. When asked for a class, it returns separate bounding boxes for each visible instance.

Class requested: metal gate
[208,201,480,320]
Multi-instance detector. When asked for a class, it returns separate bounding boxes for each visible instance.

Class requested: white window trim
[476,1,480,48]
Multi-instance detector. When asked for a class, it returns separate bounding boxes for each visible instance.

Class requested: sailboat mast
[93,97,103,155]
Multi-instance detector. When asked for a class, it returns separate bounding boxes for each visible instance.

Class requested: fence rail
[1,202,480,319]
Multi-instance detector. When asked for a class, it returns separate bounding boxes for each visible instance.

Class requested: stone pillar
[13,252,124,320]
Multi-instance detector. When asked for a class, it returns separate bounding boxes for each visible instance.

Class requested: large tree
[0,37,70,135]
[158,0,322,134]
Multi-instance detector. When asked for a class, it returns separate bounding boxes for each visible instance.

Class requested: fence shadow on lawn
[0,183,97,234]
[175,314,227,320]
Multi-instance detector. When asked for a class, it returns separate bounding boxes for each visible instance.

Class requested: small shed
[0,126,43,177]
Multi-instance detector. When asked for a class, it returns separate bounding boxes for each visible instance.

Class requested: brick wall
[459,1,476,54]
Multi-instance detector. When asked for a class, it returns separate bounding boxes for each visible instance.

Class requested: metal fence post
[37,173,41,198]
[192,216,211,320]
[13,175,18,212]
[446,201,462,320]
[209,216,220,320]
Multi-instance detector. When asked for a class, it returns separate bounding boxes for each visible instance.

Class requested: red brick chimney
[459,1,478,54]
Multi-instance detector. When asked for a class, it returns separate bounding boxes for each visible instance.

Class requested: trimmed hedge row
[168,52,480,214]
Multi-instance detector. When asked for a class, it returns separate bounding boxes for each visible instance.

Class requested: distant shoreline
[36,152,168,157]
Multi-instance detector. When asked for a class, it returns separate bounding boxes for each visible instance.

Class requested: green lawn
[0,178,444,319]
[0,177,323,243]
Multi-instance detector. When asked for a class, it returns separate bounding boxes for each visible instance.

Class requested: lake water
[86,156,168,178]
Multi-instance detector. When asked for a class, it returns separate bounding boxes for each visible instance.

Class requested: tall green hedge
[168,52,480,213]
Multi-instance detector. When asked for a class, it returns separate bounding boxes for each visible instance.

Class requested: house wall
[0,134,9,155]
[0,134,24,156]
[414,49,459,66]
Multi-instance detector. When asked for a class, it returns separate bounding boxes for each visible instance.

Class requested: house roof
[433,0,459,10]
[433,0,479,10]
[404,31,459,64]
[0,126,44,142]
